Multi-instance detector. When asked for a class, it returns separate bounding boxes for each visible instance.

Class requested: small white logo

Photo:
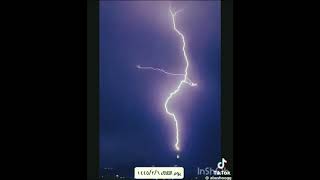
[197,158,232,179]
[217,158,227,170]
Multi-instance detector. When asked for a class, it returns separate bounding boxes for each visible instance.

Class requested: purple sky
[99,1,221,178]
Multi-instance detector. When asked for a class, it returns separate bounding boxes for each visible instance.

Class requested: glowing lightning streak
[137,6,197,153]
[137,65,185,76]
[165,7,197,152]
[136,65,196,85]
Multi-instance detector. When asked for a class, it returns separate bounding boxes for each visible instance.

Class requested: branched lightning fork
[165,7,197,151]
[136,65,195,85]
[137,6,197,152]
[137,65,185,76]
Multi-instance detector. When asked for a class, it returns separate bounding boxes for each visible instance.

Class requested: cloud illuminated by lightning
[137,6,197,152]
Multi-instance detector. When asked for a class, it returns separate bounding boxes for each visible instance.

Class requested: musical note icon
[217,158,227,170]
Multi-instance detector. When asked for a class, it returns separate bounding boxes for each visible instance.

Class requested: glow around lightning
[165,7,197,152]
[137,6,197,152]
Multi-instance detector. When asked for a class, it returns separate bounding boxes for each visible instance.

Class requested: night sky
[99,1,221,178]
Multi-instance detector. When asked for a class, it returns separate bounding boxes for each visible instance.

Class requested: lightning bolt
[137,65,185,76]
[136,65,196,86]
[166,6,197,152]
[137,6,197,153]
